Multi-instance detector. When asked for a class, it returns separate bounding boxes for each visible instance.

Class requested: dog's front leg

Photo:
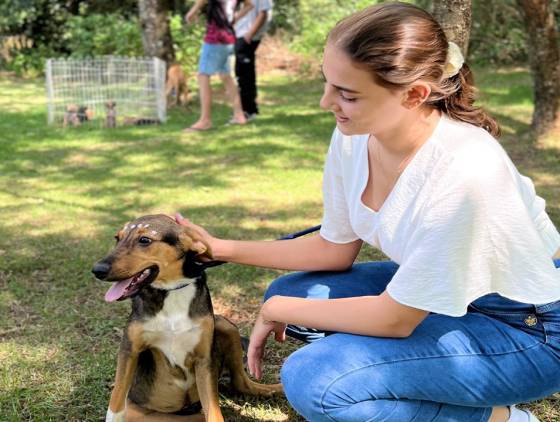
[194,357,223,422]
[107,324,144,422]
[193,317,223,422]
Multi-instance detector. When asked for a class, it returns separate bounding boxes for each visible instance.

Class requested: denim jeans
[264,259,560,422]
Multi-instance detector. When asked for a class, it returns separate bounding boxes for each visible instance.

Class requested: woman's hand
[175,213,217,261]
[184,9,198,24]
[248,311,287,380]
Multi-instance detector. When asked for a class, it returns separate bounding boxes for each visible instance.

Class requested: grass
[0,66,559,421]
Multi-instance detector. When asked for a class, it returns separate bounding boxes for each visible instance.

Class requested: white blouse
[320,114,560,316]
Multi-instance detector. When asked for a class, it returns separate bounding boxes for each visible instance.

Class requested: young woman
[177,3,560,421]
[184,0,252,131]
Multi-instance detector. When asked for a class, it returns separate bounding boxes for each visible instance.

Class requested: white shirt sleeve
[516,172,560,257]
[320,129,359,244]
[386,146,559,316]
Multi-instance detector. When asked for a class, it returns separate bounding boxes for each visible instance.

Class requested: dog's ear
[178,226,213,260]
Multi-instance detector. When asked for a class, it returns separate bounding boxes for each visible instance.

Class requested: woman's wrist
[261,296,281,322]
[209,238,231,261]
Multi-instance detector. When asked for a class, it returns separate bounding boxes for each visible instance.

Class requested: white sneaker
[245,112,258,122]
[508,405,540,422]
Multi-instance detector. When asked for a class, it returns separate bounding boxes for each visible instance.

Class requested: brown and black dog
[92,214,282,422]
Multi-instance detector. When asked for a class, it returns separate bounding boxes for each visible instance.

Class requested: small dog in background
[166,63,189,107]
[63,104,93,128]
[105,101,117,128]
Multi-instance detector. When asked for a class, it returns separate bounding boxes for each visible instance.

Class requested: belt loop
[535,300,560,314]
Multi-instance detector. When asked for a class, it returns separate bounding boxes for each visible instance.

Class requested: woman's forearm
[261,294,428,338]
[212,233,362,272]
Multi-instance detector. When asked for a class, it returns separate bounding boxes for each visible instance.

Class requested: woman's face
[320,43,407,137]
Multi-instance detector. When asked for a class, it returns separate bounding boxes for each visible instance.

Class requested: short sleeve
[258,0,273,12]
[386,149,559,316]
[516,173,560,257]
[320,129,359,244]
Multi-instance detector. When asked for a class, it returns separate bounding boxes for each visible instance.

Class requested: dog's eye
[138,236,152,246]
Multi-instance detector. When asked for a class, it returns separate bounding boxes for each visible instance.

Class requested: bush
[62,14,144,58]
[289,0,376,58]
[169,14,205,77]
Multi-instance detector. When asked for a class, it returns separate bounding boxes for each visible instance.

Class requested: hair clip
[443,41,465,78]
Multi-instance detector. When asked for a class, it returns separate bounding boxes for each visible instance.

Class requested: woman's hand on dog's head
[175,212,216,262]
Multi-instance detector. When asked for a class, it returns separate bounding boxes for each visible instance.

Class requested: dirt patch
[256,35,317,77]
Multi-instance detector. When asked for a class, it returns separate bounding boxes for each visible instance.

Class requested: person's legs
[280,309,560,422]
[264,262,560,421]
[234,38,260,115]
[188,73,212,130]
[219,73,246,124]
[188,42,216,130]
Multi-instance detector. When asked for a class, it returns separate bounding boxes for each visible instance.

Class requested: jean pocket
[544,322,560,351]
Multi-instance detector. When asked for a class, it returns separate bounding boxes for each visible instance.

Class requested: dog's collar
[167,278,198,292]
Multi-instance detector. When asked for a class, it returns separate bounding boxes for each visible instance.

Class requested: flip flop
[183,125,212,132]
[225,118,247,126]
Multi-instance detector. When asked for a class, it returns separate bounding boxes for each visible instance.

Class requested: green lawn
[0,67,559,421]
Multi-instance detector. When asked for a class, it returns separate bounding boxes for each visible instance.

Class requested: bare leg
[488,406,509,422]
[188,74,212,130]
[219,74,246,124]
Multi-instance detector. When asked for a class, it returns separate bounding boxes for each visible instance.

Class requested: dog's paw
[106,408,125,422]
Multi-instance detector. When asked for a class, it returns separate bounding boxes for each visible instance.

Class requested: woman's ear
[402,82,432,109]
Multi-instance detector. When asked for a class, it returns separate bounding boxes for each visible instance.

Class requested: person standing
[234,0,273,120]
[184,0,253,131]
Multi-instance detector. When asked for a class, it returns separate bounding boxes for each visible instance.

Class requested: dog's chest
[142,285,202,372]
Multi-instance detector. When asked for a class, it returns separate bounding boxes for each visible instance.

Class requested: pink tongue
[105,277,135,302]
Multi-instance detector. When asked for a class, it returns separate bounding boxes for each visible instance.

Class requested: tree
[516,0,560,137]
[138,0,175,64]
[431,0,472,56]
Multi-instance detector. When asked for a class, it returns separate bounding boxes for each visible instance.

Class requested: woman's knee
[263,271,306,301]
[280,346,331,421]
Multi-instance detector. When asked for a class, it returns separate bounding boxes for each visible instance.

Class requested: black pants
[235,37,261,115]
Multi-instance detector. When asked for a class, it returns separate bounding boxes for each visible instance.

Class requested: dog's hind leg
[214,316,283,396]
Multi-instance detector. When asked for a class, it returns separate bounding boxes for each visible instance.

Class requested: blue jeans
[264,259,560,422]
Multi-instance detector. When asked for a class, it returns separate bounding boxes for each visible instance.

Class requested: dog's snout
[92,261,111,280]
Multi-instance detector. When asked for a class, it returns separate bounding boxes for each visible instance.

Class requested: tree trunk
[431,0,472,56]
[138,0,175,64]
[517,0,560,137]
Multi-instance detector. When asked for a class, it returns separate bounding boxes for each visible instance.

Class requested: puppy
[92,214,282,422]
[63,104,93,127]
[63,104,80,128]
[105,101,117,128]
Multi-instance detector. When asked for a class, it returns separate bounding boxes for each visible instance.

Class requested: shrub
[62,14,143,58]
[169,14,205,77]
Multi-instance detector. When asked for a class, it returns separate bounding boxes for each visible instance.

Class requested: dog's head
[91,214,212,302]
[66,104,79,113]
[105,101,116,110]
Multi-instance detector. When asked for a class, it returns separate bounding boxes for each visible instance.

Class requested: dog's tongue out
[105,277,134,302]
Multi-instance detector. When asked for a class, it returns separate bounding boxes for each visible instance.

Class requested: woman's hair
[328,2,501,137]
[207,0,235,33]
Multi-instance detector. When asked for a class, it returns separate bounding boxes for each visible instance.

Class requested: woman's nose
[319,86,334,111]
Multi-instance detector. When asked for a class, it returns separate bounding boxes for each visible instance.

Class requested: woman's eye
[340,92,357,102]
[138,236,152,245]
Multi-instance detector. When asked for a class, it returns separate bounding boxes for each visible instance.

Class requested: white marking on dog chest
[142,284,202,375]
